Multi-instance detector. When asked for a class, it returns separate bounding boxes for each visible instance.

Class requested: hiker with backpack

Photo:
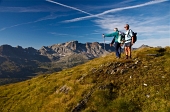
[102,28,124,58]
[124,24,136,59]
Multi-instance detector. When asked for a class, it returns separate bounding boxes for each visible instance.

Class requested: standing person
[102,28,122,58]
[124,24,134,59]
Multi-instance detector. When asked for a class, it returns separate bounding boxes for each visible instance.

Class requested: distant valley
[0,41,115,85]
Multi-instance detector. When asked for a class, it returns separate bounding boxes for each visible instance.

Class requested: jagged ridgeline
[0,41,114,85]
[0,47,170,112]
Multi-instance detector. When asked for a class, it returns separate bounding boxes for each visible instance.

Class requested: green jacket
[104,31,121,43]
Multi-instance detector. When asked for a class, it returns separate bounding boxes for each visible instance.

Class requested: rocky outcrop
[39,41,115,60]
[139,44,150,48]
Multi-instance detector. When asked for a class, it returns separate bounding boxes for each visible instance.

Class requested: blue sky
[0,0,169,49]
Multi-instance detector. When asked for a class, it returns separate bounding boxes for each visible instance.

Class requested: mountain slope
[0,47,170,112]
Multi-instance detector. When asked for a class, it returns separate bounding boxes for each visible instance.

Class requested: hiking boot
[125,55,128,59]
[129,56,132,59]
[116,57,120,59]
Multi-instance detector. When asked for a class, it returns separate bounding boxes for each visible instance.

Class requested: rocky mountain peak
[139,44,150,48]
[0,44,13,50]
[39,41,114,60]
[0,44,17,56]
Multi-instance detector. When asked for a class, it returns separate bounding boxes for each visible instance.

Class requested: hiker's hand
[102,34,105,38]
[120,44,123,46]
[131,42,134,45]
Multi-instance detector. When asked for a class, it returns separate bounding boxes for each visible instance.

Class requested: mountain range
[0,41,115,85]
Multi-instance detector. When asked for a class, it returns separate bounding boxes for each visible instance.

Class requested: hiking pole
[103,34,105,51]
[104,37,105,51]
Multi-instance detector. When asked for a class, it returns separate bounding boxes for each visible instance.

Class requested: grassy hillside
[0,47,170,112]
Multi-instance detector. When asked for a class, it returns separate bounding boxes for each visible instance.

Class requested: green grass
[0,47,170,112]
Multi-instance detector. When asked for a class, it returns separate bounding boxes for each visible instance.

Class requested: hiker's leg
[118,43,121,58]
[128,46,132,59]
[128,47,131,58]
[124,46,128,59]
[115,42,119,58]
[124,42,130,59]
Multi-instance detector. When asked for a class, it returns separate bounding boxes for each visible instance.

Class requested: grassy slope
[0,47,170,112]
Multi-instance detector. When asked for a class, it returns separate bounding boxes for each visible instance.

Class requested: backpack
[128,29,137,43]
[120,32,125,42]
[110,31,125,44]
[118,31,125,43]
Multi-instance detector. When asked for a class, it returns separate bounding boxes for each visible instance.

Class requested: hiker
[124,24,134,59]
[102,28,123,58]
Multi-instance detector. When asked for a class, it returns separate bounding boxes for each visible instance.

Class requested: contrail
[0,22,34,31]
[46,0,93,16]
[63,0,168,23]
[0,14,59,31]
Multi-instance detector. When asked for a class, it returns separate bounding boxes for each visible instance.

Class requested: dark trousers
[114,42,121,58]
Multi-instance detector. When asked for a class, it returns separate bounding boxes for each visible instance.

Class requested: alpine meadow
[0,47,170,112]
[0,0,170,111]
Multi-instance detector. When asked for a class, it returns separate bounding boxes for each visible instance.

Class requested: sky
[0,0,170,49]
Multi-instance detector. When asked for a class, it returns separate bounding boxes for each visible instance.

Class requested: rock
[56,85,70,94]
[77,74,88,83]
[132,66,136,69]
[116,68,121,72]
[111,69,117,74]
[146,54,158,56]
[146,94,150,98]
[120,69,126,74]
[134,58,138,61]
[72,87,95,112]
[135,60,139,64]
[98,83,115,92]
[143,83,147,86]
[91,68,97,73]
[118,63,123,67]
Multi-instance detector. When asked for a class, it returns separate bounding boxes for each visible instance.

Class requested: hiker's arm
[129,30,134,44]
[111,37,115,44]
[131,36,134,44]
[104,32,116,37]
[129,30,133,36]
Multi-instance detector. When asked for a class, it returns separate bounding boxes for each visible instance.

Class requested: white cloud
[93,14,170,34]
[49,32,69,36]
[133,37,170,48]
[49,32,84,38]
[96,37,170,48]
[92,14,170,47]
